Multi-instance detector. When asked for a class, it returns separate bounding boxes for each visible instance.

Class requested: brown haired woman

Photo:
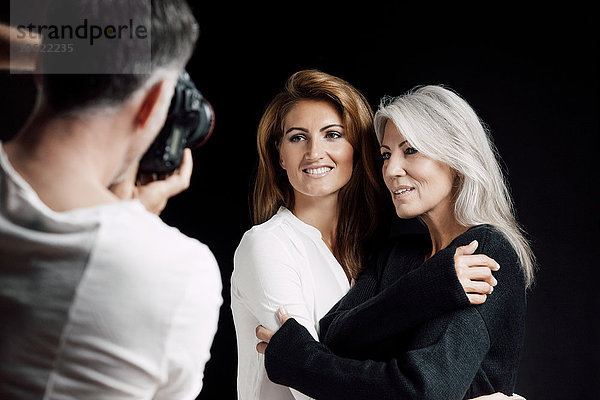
[230,70,501,400]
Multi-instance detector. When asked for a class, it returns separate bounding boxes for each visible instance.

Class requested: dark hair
[39,0,199,114]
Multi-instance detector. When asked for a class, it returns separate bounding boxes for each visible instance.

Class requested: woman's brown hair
[253,69,384,280]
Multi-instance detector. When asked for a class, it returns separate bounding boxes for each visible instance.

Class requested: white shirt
[0,144,222,399]
[231,207,350,400]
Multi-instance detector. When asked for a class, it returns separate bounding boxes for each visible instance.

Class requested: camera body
[139,70,214,174]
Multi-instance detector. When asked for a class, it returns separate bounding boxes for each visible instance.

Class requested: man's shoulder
[81,201,221,317]
[99,200,199,244]
[93,201,218,277]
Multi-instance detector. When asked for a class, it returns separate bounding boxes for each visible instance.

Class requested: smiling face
[381,120,456,223]
[278,99,354,202]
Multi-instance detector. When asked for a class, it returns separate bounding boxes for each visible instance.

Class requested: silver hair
[374,85,535,287]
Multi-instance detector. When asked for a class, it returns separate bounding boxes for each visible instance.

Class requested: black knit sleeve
[265,312,490,400]
[321,241,470,354]
[318,245,384,340]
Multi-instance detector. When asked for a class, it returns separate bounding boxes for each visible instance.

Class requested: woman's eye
[325,131,342,139]
[289,134,306,143]
[404,147,418,155]
[381,151,391,160]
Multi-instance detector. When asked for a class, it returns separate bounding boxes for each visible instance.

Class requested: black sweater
[265,225,526,399]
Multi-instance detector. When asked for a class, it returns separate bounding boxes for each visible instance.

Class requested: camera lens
[187,98,215,149]
[139,70,214,174]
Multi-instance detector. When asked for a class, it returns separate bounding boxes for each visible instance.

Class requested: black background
[1,4,598,399]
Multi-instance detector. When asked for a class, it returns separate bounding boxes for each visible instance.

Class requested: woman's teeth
[304,167,332,174]
[394,188,414,194]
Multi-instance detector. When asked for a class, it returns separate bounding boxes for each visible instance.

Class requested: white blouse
[231,207,350,400]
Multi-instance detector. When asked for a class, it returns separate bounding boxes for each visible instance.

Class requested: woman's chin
[394,207,419,220]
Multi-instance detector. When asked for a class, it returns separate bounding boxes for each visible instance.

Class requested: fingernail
[489,286,494,293]
[470,240,478,247]
[278,305,288,317]
[495,262,501,270]
[493,278,498,286]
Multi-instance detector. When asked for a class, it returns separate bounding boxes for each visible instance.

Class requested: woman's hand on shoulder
[454,240,501,305]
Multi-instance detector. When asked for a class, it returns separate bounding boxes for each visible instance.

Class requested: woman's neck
[421,210,469,259]
[291,192,338,251]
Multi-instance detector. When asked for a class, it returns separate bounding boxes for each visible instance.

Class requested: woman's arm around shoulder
[261,308,498,400]
[321,235,498,353]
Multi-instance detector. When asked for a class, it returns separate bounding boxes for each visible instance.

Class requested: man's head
[31,0,199,184]
[38,0,199,115]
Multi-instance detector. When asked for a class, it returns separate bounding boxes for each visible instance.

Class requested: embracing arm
[321,240,498,354]
[261,226,525,400]
[265,311,491,400]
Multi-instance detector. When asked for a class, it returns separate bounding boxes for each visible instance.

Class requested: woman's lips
[392,185,415,198]
[302,166,333,177]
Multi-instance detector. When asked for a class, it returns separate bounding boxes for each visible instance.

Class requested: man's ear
[134,80,169,130]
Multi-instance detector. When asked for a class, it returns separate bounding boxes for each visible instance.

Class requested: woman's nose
[305,138,324,160]
[384,154,406,178]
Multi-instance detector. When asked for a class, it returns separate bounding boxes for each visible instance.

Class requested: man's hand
[256,306,292,354]
[110,148,193,215]
[454,240,501,305]
[0,23,41,71]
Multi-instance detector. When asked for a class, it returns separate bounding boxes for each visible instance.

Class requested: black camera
[139,70,214,174]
